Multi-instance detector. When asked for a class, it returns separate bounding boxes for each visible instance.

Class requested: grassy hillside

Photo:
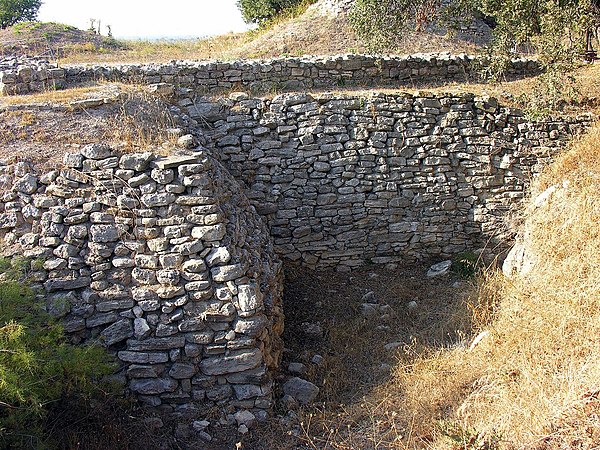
[0,21,123,58]
[0,1,484,63]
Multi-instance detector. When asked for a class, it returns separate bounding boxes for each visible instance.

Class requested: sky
[37,0,252,40]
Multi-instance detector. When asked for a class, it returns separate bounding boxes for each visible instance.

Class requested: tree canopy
[237,0,299,24]
[0,0,41,29]
[350,0,597,55]
[349,0,598,110]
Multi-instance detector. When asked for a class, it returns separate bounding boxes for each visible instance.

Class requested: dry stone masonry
[188,92,594,269]
[0,56,66,95]
[0,147,284,422]
[1,53,540,96]
[0,51,596,426]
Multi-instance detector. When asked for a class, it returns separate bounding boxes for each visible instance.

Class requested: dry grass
[0,82,180,170]
[0,83,114,106]
[59,33,254,64]
[393,122,600,449]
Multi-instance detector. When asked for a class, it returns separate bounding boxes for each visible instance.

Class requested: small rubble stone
[178,134,198,149]
[300,322,323,339]
[288,362,308,376]
[283,377,319,405]
[427,260,452,277]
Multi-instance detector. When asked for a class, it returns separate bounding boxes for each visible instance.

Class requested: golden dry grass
[0,83,114,106]
[393,122,600,449]
[0,82,179,166]
[59,33,253,64]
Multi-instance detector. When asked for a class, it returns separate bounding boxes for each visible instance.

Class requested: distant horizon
[37,0,252,40]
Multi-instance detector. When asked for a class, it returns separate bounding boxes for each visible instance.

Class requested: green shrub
[237,0,314,24]
[451,251,482,278]
[0,258,114,449]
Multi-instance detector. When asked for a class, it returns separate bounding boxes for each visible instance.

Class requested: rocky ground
[242,261,469,449]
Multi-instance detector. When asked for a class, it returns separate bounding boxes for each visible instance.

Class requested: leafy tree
[237,0,311,24]
[349,0,472,52]
[350,0,599,112]
[0,0,42,29]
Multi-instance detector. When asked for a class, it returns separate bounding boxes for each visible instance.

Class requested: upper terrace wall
[0,54,541,95]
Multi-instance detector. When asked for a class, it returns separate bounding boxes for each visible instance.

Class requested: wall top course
[0,53,541,96]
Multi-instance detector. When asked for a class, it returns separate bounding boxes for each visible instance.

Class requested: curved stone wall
[189,92,595,269]
[0,147,284,419]
[1,53,541,95]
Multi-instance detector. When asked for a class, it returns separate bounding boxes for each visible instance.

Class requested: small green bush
[0,257,113,449]
[451,251,482,278]
[237,0,315,24]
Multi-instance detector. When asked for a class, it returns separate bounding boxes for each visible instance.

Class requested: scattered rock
[427,260,452,277]
[311,354,324,365]
[288,362,308,376]
[360,303,379,317]
[234,410,256,429]
[198,431,212,441]
[300,322,323,339]
[178,134,198,149]
[283,377,320,405]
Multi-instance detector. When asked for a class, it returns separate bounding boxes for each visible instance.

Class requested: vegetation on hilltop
[0,21,124,58]
[0,0,40,29]
[237,0,317,24]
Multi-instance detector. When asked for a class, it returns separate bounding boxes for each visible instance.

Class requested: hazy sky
[37,0,252,39]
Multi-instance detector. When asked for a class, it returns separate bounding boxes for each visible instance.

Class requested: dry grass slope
[394,122,600,449]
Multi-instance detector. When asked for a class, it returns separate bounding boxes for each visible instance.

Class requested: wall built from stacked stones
[1,54,540,95]
[0,147,284,418]
[188,92,594,269]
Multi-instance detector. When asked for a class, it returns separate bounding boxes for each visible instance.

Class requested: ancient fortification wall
[0,52,596,425]
[0,53,540,95]
[0,147,284,420]
[188,92,594,269]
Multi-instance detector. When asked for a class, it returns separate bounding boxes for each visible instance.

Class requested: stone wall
[1,54,541,96]
[0,56,66,95]
[185,92,595,270]
[0,146,284,422]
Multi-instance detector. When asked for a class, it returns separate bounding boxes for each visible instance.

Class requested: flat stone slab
[152,155,198,169]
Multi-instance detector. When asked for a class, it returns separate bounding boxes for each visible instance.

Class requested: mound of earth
[236,0,490,59]
[0,22,124,58]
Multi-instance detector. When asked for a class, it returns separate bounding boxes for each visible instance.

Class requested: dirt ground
[237,262,470,450]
